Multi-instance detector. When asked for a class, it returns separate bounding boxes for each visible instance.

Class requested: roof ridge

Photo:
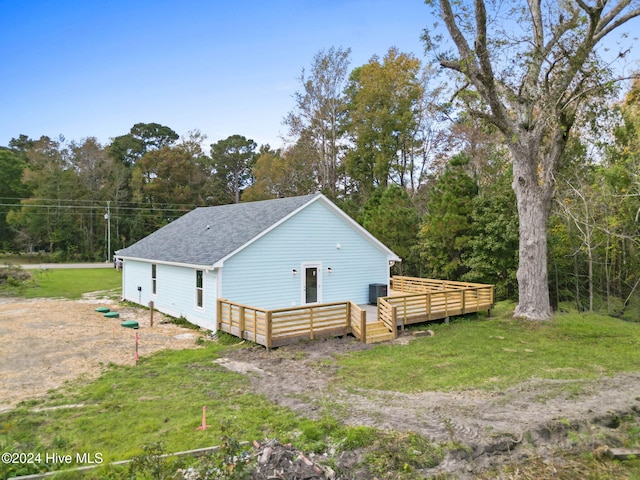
[194,193,320,210]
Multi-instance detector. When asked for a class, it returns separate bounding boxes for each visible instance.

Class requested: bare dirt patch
[220,335,640,478]
[0,296,200,412]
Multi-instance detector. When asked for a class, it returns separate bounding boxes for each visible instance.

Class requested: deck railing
[217,300,269,345]
[378,297,397,339]
[381,277,495,329]
[217,299,368,348]
[348,302,367,343]
[217,277,494,348]
[392,276,492,295]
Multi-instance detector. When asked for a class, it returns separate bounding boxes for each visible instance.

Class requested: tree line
[1,0,639,320]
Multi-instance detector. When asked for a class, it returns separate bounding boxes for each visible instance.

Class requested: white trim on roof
[211,193,401,268]
[116,255,216,271]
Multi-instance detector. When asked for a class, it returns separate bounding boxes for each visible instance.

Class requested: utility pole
[105,201,111,263]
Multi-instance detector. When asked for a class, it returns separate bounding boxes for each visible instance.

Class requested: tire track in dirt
[220,336,640,477]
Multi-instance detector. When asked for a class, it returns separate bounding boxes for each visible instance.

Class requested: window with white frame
[196,270,203,308]
[151,264,157,295]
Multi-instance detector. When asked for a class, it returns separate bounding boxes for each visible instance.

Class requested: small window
[196,270,203,308]
[151,264,157,295]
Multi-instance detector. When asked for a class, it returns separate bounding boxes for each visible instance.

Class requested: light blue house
[116,194,400,331]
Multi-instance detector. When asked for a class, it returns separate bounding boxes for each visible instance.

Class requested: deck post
[402,296,408,327]
[216,299,222,332]
[266,311,273,350]
[461,290,466,315]
[239,306,245,340]
[252,310,258,342]
[392,306,398,338]
[445,290,449,317]
[346,302,351,333]
[426,293,431,321]
[360,309,367,343]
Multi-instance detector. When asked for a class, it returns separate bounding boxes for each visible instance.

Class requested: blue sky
[0,0,431,150]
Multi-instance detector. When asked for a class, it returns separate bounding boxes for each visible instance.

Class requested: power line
[0,196,208,209]
[0,202,195,213]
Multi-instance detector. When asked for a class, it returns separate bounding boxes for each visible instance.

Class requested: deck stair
[365,321,395,344]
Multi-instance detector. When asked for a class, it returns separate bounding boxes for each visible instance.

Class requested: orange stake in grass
[196,406,209,430]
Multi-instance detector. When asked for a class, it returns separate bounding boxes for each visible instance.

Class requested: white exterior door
[301,262,322,304]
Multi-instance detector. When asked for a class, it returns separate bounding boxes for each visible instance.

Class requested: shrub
[0,266,33,295]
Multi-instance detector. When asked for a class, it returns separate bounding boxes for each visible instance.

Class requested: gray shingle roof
[116,194,319,266]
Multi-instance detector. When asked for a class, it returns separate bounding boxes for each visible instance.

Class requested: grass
[2,345,286,459]
[333,302,640,393]
[0,339,382,478]
[23,268,122,299]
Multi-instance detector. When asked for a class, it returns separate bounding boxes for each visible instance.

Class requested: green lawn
[334,302,640,393]
[23,268,122,299]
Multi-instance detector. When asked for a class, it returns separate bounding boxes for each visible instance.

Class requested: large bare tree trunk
[513,186,553,319]
[511,147,554,320]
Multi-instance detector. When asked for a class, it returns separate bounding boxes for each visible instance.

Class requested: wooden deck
[378,276,494,339]
[217,299,375,348]
[217,276,494,347]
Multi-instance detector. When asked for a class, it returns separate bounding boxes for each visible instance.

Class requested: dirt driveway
[0,296,200,412]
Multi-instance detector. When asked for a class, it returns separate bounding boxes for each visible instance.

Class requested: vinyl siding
[221,200,390,308]
[122,260,217,330]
